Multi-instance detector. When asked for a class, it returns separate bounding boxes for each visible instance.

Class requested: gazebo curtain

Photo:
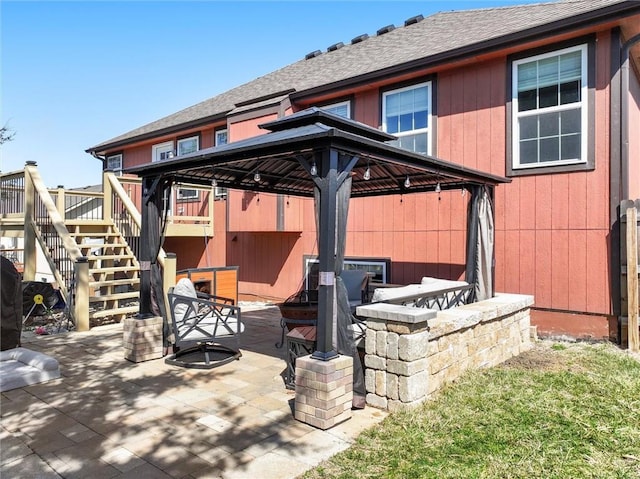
[465,185,494,301]
[144,179,171,346]
[314,175,366,408]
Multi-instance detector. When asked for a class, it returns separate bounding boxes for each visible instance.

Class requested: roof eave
[292,1,640,101]
[86,111,230,155]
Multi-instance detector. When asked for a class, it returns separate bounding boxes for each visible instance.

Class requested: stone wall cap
[356,303,436,324]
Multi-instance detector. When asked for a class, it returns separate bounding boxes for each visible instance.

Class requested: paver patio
[1,305,387,479]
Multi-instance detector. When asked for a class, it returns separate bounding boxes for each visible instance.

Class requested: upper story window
[152,141,174,162]
[382,82,432,155]
[512,44,588,170]
[106,154,122,176]
[215,129,228,146]
[177,135,199,156]
[321,100,351,119]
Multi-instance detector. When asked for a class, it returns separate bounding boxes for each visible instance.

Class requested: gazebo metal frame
[127,108,510,360]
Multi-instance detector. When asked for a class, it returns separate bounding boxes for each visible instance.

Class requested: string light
[310,162,317,176]
[363,165,371,181]
[254,171,261,182]
[404,176,411,188]
[435,182,441,193]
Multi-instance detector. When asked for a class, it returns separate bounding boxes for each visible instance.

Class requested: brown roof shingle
[88,0,635,153]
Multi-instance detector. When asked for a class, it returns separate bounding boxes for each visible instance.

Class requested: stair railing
[23,162,90,331]
[103,171,165,268]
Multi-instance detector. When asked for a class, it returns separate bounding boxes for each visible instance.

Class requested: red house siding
[104,16,640,341]
[228,30,618,329]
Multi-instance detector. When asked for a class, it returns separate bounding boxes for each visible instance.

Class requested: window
[176,188,199,201]
[213,129,228,199]
[382,82,432,154]
[106,154,122,175]
[303,255,391,290]
[321,100,351,119]
[215,129,228,146]
[152,141,174,162]
[512,44,588,169]
[177,135,199,156]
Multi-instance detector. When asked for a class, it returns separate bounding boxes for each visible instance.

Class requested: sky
[1,0,545,189]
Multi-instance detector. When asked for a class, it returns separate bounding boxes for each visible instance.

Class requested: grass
[301,342,640,479]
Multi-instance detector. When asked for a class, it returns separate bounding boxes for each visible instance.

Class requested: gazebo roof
[126,108,509,197]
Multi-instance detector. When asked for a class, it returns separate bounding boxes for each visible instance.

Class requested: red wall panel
[150,30,620,320]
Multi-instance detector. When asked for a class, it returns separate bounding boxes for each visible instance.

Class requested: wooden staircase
[67,221,140,323]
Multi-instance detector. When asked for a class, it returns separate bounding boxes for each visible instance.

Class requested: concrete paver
[1,305,388,478]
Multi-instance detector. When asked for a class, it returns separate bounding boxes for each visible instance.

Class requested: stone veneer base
[294,354,353,430]
[123,316,163,363]
[357,293,534,411]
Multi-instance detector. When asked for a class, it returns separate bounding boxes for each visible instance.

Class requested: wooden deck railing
[113,175,214,237]
[23,163,90,330]
[1,165,216,330]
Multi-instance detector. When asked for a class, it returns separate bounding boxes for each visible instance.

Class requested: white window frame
[304,255,390,290]
[106,154,122,176]
[382,81,432,155]
[215,129,228,146]
[321,100,351,119]
[176,187,199,201]
[512,44,588,170]
[177,135,199,156]
[152,141,174,162]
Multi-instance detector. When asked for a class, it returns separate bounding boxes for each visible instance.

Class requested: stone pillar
[294,354,353,430]
[123,316,163,362]
[358,304,436,411]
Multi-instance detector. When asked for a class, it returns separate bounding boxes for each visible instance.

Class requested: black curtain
[145,179,171,346]
[315,174,366,408]
[465,185,494,302]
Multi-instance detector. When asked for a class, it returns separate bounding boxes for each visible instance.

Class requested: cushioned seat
[166,278,244,368]
[0,347,60,392]
[340,269,369,310]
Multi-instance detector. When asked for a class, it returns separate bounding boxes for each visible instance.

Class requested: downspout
[614,32,640,329]
[90,150,106,168]
[621,33,640,200]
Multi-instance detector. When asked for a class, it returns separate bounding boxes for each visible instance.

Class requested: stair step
[79,243,128,250]
[90,278,140,288]
[90,266,138,274]
[87,254,136,261]
[89,291,140,302]
[70,232,120,238]
[66,220,112,226]
[90,305,140,319]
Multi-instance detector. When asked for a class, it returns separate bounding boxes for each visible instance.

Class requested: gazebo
[127,108,509,409]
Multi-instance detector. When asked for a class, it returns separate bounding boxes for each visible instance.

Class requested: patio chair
[340,269,370,311]
[165,278,244,369]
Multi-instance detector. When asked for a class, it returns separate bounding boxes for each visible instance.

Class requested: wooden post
[23,162,37,281]
[627,206,639,352]
[103,171,113,223]
[56,185,65,218]
[74,257,90,332]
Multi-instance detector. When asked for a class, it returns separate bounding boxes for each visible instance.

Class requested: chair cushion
[372,277,469,304]
[341,270,367,303]
[172,278,198,323]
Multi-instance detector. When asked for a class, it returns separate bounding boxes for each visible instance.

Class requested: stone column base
[294,354,353,430]
[123,317,163,362]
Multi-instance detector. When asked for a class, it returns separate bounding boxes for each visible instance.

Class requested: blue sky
[2,0,543,188]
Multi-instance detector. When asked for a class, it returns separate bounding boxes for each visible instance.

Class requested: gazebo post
[137,175,155,319]
[124,174,164,363]
[312,149,339,361]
